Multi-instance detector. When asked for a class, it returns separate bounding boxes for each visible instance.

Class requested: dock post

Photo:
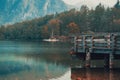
[109,53,114,69]
[85,49,91,68]
[109,34,115,69]
[83,36,86,52]
[74,36,77,52]
[104,55,109,68]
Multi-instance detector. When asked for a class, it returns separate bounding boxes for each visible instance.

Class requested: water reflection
[1,41,120,80]
[0,54,71,80]
[0,41,72,80]
[0,41,72,54]
[71,68,120,80]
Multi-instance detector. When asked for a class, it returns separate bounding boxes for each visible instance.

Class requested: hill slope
[0,0,68,25]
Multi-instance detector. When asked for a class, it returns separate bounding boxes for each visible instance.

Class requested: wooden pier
[70,33,120,69]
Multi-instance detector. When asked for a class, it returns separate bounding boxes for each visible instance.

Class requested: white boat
[43,38,59,42]
[43,30,59,42]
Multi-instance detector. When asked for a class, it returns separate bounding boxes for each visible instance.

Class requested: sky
[62,0,118,8]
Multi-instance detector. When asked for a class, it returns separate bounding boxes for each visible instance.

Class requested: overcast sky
[62,0,118,8]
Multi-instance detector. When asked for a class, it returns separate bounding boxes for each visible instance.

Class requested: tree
[92,3,105,32]
[48,19,61,36]
[67,22,80,35]
[80,5,90,31]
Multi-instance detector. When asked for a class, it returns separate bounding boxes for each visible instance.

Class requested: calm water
[0,41,120,80]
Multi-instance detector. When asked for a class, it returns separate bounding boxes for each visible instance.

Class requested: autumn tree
[48,19,61,36]
[67,22,80,35]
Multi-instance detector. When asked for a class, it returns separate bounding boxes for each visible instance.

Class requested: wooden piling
[109,34,115,69]
[109,53,114,69]
[83,36,86,52]
[104,55,109,68]
[85,49,91,68]
[74,36,77,52]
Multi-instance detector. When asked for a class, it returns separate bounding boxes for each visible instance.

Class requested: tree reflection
[71,68,120,80]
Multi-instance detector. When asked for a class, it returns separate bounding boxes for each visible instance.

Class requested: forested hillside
[0,4,120,40]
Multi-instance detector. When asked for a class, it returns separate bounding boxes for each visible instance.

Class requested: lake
[0,41,120,80]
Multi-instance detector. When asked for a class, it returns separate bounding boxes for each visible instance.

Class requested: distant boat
[43,30,59,42]
[43,38,59,42]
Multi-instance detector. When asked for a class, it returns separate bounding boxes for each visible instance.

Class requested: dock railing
[71,33,120,69]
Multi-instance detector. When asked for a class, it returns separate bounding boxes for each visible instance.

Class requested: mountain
[114,0,120,9]
[0,0,68,25]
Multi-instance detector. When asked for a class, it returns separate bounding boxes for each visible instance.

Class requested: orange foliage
[48,19,60,26]
[67,22,80,34]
